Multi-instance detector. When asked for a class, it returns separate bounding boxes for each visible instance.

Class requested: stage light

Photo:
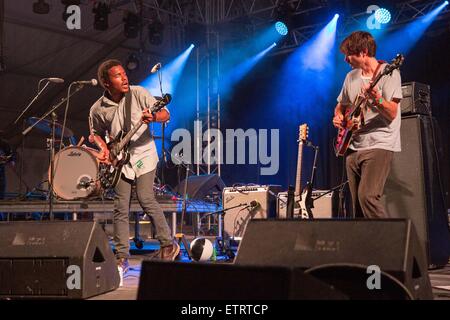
[124,12,140,39]
[445,1,449,5]
[375,8,391,24]
[275,21,288,36]
[148,19,164,45]
[126,53,140,71]
[93,2,110,31]
[334,14,340,19]
[33,0,50,14]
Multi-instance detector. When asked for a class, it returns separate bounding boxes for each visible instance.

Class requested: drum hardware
[21,84,89,215]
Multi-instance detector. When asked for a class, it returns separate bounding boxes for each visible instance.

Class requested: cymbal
[27,117,74,138]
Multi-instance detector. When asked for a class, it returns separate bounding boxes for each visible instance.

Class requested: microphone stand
[22,84,85,137]
[48,112,57,220]
[304,141,319,218]
[21,84,86,220]
[175,157,192,259]
[13,80,51,125]
[200,203,251,260]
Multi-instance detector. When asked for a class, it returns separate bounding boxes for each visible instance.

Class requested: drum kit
[26,117,103,201]
[27,117,168,201]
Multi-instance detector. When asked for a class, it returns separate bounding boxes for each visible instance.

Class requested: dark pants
[346,149,393,219]
[113,169,172,259]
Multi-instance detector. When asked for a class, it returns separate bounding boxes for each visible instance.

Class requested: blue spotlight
[375,8,391,24]
[275,21,288,36]
[334,13,339,19]
[445,1,449,5]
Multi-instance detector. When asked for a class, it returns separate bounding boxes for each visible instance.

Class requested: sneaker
[117,258,129,287]
[162,242,180,261]
[150,242,180,261]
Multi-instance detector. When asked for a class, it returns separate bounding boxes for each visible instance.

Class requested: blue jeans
[113,169,173,259]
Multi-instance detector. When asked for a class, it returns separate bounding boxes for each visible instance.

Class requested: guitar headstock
[298,124,309,144]
[383,54,404,76]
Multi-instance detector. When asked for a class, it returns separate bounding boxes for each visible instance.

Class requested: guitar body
[99,131,131,189]
[334,98,364,156]
[298,182,314,219]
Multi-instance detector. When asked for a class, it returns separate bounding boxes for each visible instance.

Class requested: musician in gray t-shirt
[332,31,402,219]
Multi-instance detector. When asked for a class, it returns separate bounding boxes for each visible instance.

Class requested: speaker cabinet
[137,260,348,300]
[222,185,281,239]
[0,221,120,299]
[235,219,433,300]
[383,115,450,268]
[401,82,431,115]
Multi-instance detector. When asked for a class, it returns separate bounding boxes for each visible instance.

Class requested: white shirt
[89,85,164,179]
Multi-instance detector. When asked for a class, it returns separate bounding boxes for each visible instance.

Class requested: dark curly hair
[97,59,123,89]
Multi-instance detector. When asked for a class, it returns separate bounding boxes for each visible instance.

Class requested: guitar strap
[123,91,132,133]
[372,60,386,82]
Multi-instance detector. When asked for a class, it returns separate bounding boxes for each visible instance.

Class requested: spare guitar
[278,124,312,219]
[295,124,313,219]
[334,54,404,157]
[99,93,172,189]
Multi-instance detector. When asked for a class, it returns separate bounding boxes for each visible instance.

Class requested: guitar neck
[295,142,304,195]
[118,119,145,151]
[350,71,385,117]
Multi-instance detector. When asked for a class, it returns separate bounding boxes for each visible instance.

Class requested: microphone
[151,62,162,74]
[249,200,260,208]
[44,78,64,83]
[73,79,98,86]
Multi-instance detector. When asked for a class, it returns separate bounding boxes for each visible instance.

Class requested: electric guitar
[295,124,313,219]
[99,94,172,189]
[334,54,404,157]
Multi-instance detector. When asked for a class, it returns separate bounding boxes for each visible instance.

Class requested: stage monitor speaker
[137,260,348,300]
[174,174,225,200]
[222,185,282,239]
[235,219,433,300]
[382,115,450,268]
[401,82,431,115]
[0,221,120,299]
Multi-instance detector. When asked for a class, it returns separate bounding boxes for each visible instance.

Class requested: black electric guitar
[334,54,404,156]
[295,124,313,219]
[99,94,172,189]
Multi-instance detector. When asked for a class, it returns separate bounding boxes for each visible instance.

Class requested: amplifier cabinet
[223,185,281,239]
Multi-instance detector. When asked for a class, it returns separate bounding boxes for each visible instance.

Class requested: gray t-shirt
[89,85,162,179]
[337,64,403,152]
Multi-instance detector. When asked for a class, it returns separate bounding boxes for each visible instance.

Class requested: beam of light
[140,44,195,96]
[220,43,277,96]
[139,44,195,158]
[269,14,339,128]
[301,13,339,71]
[378,1,449,59]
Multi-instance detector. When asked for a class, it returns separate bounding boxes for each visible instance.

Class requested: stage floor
[89,242,450,300]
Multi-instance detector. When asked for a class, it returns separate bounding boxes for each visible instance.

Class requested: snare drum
[51,146,101,200]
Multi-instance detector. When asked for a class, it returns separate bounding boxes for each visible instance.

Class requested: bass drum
[51,146,101,200]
